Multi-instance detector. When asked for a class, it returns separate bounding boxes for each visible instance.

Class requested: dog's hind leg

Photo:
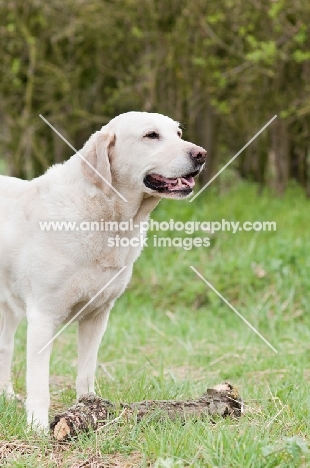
[0,304,21,396]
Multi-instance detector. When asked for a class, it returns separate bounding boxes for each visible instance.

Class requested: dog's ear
[81,130,116,196]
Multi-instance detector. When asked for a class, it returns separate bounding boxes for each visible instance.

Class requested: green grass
[1,180,310,467]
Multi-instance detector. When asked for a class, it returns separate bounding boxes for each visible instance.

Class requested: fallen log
[50,382,243,441]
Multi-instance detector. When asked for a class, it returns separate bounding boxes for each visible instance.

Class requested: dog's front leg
[76,306,112,397]
[26,313,55,429]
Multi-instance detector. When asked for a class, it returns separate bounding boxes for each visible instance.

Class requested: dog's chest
[94,225,147,268]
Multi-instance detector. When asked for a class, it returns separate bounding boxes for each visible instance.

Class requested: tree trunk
[194,104,220,187]
[267,119,289,194]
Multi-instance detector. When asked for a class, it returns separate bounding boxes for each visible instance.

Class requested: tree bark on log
[50,382,243,441]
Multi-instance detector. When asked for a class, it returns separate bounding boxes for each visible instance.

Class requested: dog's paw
[26,408,49,433]
[26,418,50,435]
[0,385,23,402]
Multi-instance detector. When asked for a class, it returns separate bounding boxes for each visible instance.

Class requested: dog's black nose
[189,146,207,165]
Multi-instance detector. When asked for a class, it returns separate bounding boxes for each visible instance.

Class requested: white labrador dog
[0,111,206,428]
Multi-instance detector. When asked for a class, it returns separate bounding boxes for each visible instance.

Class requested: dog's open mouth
[144,170,199,194]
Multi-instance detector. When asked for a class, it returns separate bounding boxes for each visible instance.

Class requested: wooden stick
[50,382,243,441]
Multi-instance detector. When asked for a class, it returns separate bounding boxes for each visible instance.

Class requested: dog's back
[0,175,30,198]
[0,176,31,302]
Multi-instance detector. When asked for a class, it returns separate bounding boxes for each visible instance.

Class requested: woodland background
[0,0,310,194]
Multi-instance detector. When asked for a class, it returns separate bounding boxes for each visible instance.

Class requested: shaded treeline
[0,0,310,194]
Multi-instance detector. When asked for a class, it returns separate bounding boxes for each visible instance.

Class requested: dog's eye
[145,131,160,139]
[177,131,182,138]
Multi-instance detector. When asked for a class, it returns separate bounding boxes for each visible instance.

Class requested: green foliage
[0,0,309,192]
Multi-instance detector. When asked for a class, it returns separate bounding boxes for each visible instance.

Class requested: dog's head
[81,111,207,199]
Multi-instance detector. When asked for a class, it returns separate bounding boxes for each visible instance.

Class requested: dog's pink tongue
[151,174,195,190]
[152,174,178,184]
[181,176,195,188]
